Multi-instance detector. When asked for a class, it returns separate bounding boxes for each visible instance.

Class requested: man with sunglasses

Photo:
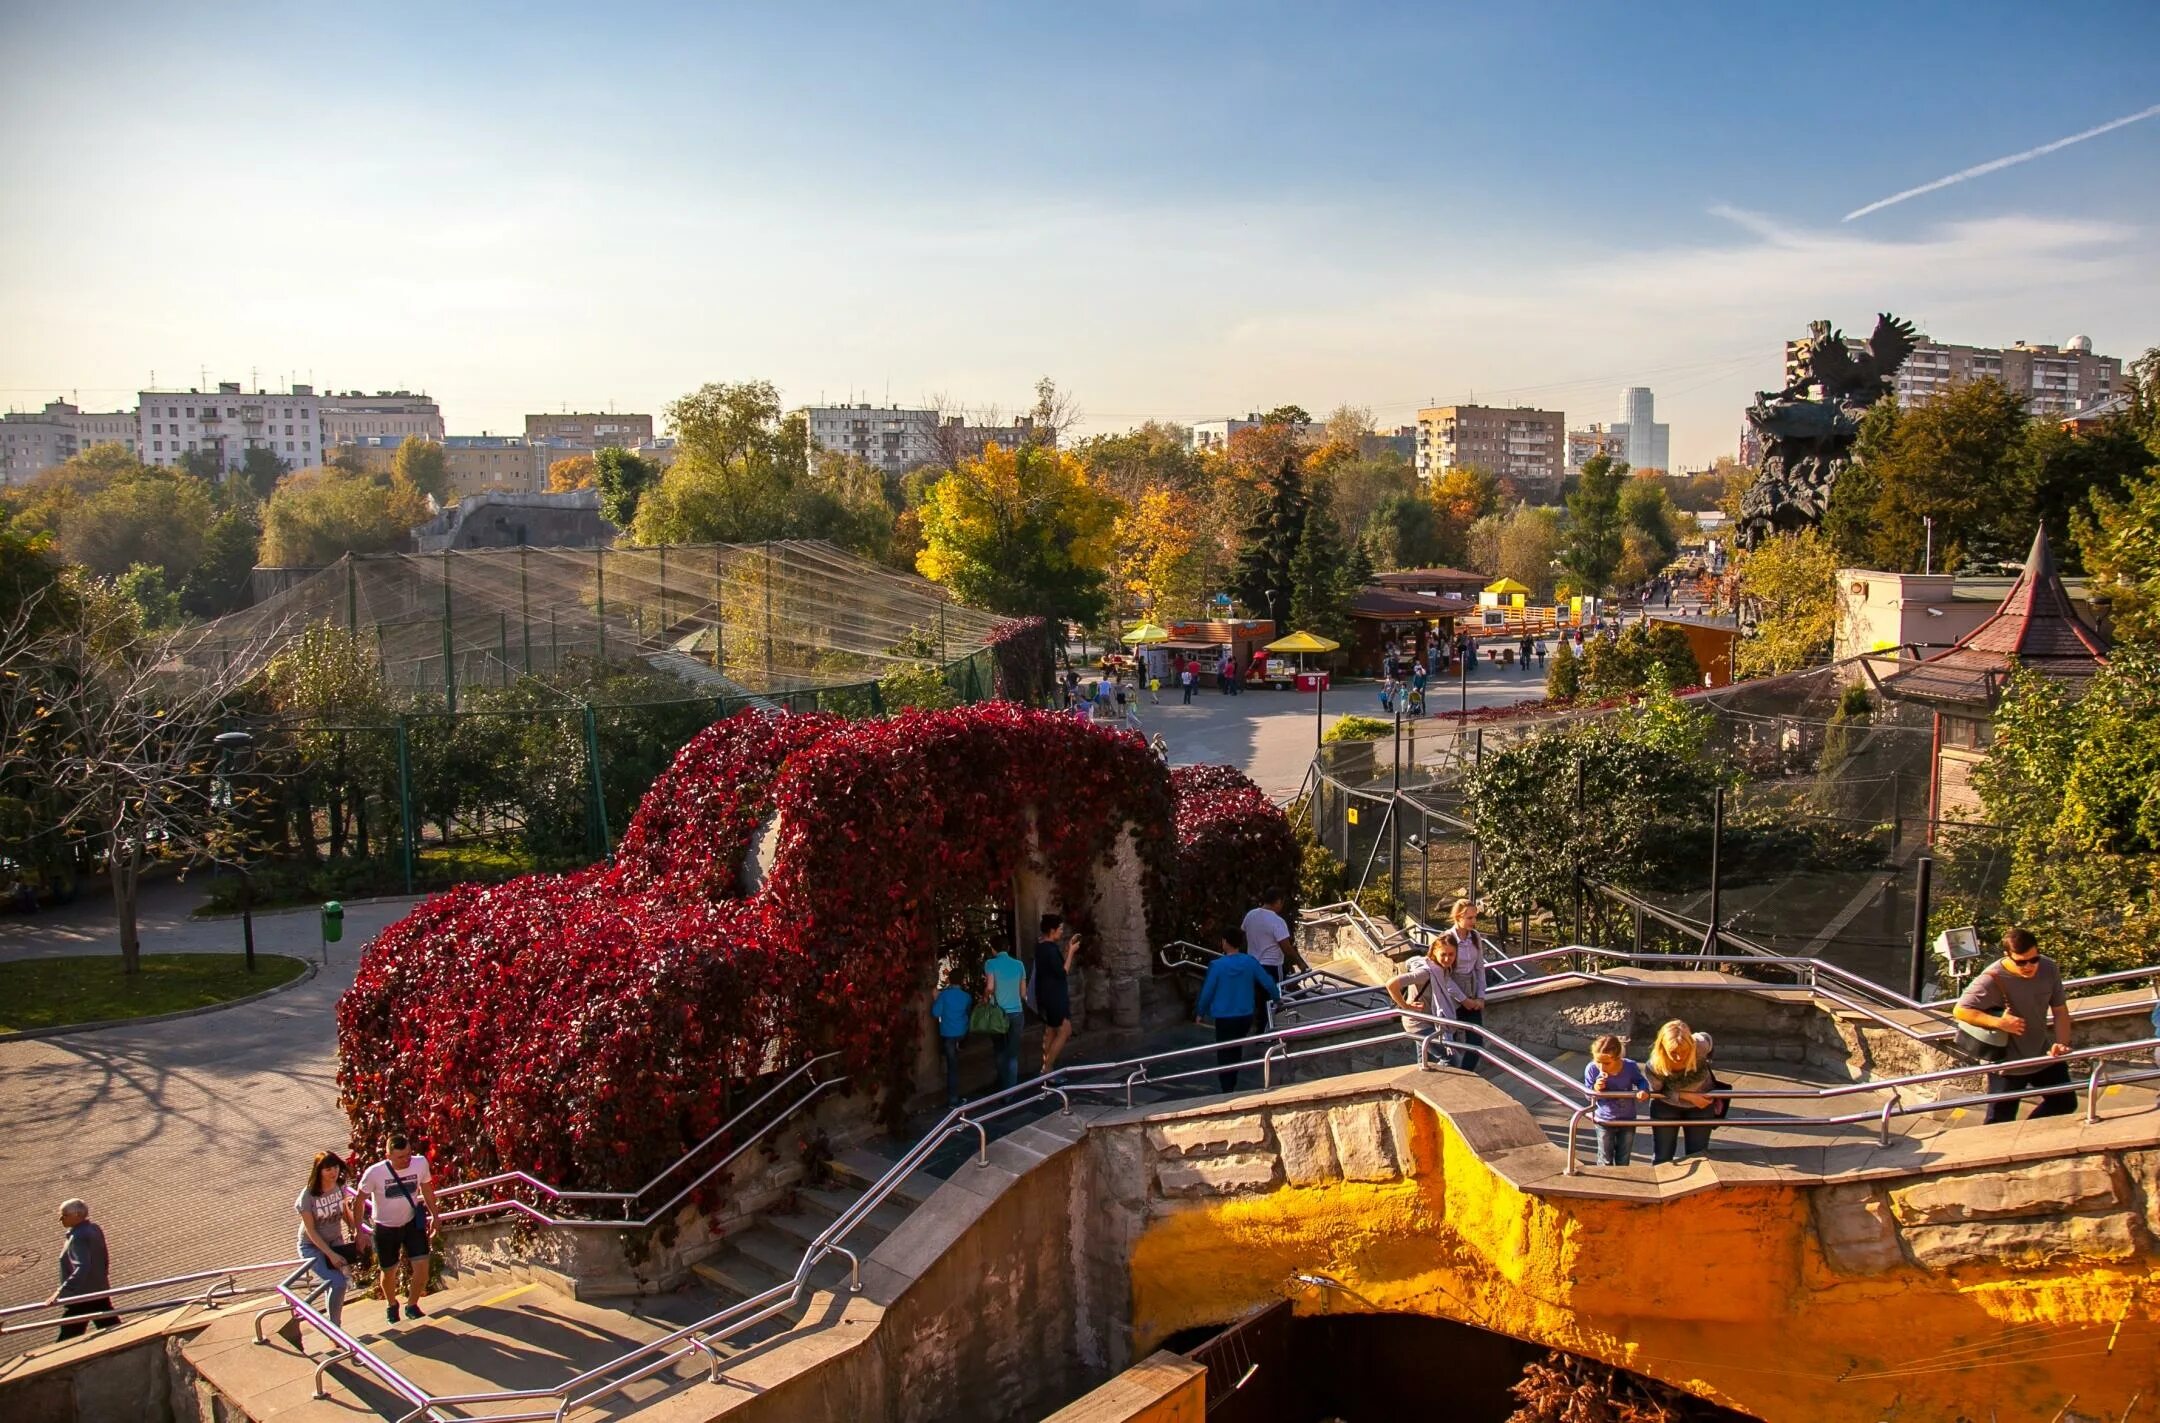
[1953,927,2074,1124]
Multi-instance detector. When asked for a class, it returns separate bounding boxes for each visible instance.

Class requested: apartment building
[137,383,322,475]
[796,404,1046,477]
[1188,414,1324,452]
[1783,331,2121,417]
[320,390,444,446]
[523,412,655,449]
[1416,404,1564,493]
[1566,423,1627,475]
[1,400,138,482]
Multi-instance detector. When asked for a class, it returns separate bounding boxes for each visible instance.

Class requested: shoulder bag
[1954,967,2014,1064]
[969,999,1009,1037]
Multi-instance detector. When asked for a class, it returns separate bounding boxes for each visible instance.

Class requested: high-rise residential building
[523,412,655,449]
[796,404,1047,477]
[1782,331,2121,418]
[137,382,323,475]
[1566,423,1627,475]
[1,400,138,482]
[320,390,445,446]
[1415,404,1564,493]
[1614,388,1671,472]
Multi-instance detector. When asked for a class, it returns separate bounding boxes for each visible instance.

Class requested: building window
[286,441,295,451]
[154,441,163,451]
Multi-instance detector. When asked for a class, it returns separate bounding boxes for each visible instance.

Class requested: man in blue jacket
[48,1199,116,1340]
[1194,926,1280,1093]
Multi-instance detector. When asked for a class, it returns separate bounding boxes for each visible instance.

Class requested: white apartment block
[1187,415,1326,452]
[321,390,445,446]
[139,382,323,475]
[796,404,1046,477]
[1,400,138,482]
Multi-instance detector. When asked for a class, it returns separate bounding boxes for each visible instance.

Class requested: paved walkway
[0,892,419,1332]
[1131,674,1549,801]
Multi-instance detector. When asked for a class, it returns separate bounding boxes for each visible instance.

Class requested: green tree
[1732,529,1840,675]
[2020,417,2154,571]
[597,447,665,532]
[1579,622,1700,700]
[1843,380,2033,571]
[1364,492,1444,570]
[24,463,216,581]
[1821,400,1900,566]
[1074,422,1210,505]
[1618,478,1680,568]
[1324,454,1417,552]
[1493,504,1563,597]
[175,449,223,483]
[259,468,426,566]
[237,446,288,501]
[2078,457,2160,646]
[179,506,263,619]
[1232,458,1308,626]
[1287,480,1354,645]
[1545,637,1580,700]
[1972,654,2160,975]
[110,563,182,630]
[1562,453,1627,594]
[914,441,1118,625]
[390,437,449,503]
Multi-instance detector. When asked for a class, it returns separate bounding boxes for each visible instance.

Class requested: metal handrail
[432,1075,845,1236]
[252,997,2160,1420]
[433,1051,842,1218]
[0,1257,305,1335]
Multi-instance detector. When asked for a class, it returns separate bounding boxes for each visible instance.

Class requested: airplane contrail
[1843,101,2160,222]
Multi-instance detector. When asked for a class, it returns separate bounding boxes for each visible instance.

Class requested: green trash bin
[322,901,345,944]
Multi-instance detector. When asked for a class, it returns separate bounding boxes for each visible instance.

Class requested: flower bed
[337,703,1277,1195]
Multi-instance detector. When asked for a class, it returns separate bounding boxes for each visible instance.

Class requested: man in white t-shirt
[357,1134,440,1325]
[1239,891,1299,1018]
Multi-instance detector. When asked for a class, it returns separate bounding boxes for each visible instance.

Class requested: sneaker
[405,1300,425,1318]
[386,1303,401,1324]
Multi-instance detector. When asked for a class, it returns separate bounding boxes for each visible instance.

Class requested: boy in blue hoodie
[1583,1033,1652,1166]
[931,971,973,1107]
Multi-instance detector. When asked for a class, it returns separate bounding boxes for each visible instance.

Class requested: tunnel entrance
[1162,1305,1762,1423]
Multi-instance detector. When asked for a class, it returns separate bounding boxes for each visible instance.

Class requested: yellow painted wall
[1129,1098,2159,1422]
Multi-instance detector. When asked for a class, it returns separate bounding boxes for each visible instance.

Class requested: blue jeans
[1596,1122,1636,1167]
[996,1014,1023,1089]
[299,1239,351,1325]
[941,1035,965,1104]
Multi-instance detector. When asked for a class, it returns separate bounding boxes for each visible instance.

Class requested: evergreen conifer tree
[1232,457,1307,625]
[1288,480,1353,644]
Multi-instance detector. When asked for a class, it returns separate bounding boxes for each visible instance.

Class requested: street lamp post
[214,730,256,973]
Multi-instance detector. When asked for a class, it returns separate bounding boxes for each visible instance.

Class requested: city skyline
[3,3,2156,469]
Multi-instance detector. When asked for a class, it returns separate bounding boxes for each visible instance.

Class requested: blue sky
[4,1,2157,466]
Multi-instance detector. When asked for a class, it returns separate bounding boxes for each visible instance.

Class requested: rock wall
[1109,1067,2160,1423]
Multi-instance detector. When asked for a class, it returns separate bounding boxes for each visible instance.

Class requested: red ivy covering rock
[1168,764,1300,943]
[988,616,1054,705]
[337,703,1288,1196]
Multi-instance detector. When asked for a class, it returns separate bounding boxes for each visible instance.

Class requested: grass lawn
[0,954,309,1033]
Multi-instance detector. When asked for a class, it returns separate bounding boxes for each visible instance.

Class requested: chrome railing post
[2086,1060,2107,1124]
[1878,1089,1902,1146]
[1564,1107,1587,1175]
[1125,1068,1147,1107]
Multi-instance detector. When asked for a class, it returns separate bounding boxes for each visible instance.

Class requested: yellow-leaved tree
[916,442,1118,625]
[1732,528,1840,676]
[1110,487,1206,622]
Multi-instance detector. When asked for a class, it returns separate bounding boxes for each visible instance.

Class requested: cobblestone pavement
[0,893,419,1337]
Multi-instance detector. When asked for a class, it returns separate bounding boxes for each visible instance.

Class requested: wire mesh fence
[1306,661,2018,991]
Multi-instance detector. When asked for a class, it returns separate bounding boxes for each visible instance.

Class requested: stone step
[691,1256,785,1303]
[796,1185,913,1238]
[830,1147,937,1206]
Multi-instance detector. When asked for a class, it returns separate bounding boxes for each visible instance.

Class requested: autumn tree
[547,453,597,491]
[598,447,664,532]
[1231,458,1308,626]
[391,436,450,503]
[1562,452,1628,594]
[1494,505,1564,597]
[1732,529,1840,675]
[237,446,288,501]
[4,448,215,582]
[1428,465,1506,565]
[915,441,1117,625]
[1111,488,1206,621]
[1074,422,1210,506]
[1325,452,1417,551]
[1364,492,1445,570]
[260,467,426,566]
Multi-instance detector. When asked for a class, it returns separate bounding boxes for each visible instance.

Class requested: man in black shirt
[1032,914,1080,1074]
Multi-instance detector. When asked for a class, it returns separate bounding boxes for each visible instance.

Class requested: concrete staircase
[681,1147,931,1348]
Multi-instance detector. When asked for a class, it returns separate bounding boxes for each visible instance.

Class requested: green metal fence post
[520,545,533,676]
[711,547,726,672]
[440,551,456,714]
[395,716,417,894]
[658,543,668,640]
[499,612,509,687]
[762,541,774,683]
[345,557,358,635]
[583,702,611,856]
[595,547,607,664]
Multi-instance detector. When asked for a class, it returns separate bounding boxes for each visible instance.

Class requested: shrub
[1323,715,1392,743]
[1169,765,1299,941]
[338,704,1284,1192]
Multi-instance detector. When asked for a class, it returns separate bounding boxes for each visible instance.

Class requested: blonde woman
[1436,899,1494,1071]
[1645,1019,1716,1164]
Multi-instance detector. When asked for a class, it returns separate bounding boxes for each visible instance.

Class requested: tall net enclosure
[173,540,1007,701]
[1313,660,2011,991]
